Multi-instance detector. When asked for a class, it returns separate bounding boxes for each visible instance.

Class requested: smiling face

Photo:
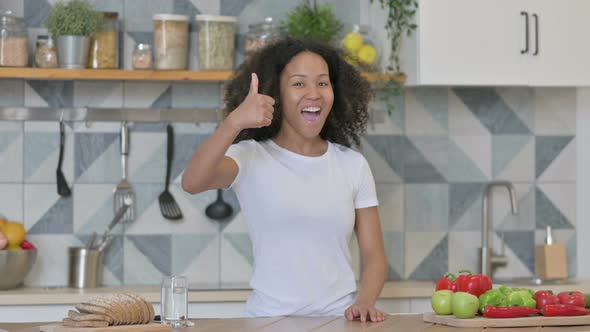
[278,51,334,142]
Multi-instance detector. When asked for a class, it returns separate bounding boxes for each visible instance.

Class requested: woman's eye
[319,82,330,87]
[293,82,304,87]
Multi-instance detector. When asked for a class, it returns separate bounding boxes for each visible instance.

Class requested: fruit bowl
[0,248,37,289]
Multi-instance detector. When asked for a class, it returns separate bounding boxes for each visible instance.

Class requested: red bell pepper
[533,290,560,310]
[542,304,590,316]
[435,272,457,292]
[557,291,587,308]
[455,270,492,298]
[483,306,540,318]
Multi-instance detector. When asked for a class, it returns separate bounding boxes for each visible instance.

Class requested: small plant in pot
[47,0,101,69]
[283,0,342,44]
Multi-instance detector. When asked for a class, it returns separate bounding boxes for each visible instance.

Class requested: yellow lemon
[357,45,377,65]
[344,54,358,67]
[3,222,25,246]
[5,243,22,251]
[343,32,364,53]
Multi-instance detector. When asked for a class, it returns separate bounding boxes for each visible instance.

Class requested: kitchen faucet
[480,181,519,277]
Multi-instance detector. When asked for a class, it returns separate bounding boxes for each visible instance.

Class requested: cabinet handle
[521,11,529,54]
[533,13,539,55]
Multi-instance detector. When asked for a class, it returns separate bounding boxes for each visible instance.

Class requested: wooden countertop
[3,314,590,332]
[2,279,590,306]
[0,281,436,305]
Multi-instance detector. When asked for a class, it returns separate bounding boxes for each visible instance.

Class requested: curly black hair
[224,37,373,148]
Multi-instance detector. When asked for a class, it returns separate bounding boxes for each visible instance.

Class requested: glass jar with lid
[35,35,57,68]
[341,24,380,72]
[0,10,28,67]
[195,15,237,70]
[153,14,189,70]
[132,43,152,70]
[87,12,119,69]
[245,17,281,57]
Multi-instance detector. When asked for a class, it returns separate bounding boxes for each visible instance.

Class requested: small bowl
[0,249,37,289]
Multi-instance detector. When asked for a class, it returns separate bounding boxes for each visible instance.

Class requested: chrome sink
[493,277,576,286]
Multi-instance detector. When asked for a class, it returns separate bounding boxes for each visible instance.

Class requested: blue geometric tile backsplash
[0,0,578,287]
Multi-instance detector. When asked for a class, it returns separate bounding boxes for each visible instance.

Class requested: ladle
[205,189,233,220]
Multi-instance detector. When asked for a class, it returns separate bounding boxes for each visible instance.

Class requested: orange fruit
[2,222,25,246]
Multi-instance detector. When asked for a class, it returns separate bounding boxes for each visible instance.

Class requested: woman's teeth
[302,107,321,113]
[301,107,321,122]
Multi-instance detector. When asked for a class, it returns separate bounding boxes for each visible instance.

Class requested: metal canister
[68,247,103,288]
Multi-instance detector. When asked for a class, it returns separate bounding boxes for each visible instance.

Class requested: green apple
[431,290,453,315]
[451,292,479,319]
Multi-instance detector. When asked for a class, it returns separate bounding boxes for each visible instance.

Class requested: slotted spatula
[56,121,71,197]
[158,124,183,220]
[113,122,135,223]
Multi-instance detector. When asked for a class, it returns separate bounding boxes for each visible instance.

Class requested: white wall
[577,88,590,279]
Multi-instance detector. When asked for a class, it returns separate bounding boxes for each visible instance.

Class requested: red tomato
[533,290,559,310]
[557,291,586,308]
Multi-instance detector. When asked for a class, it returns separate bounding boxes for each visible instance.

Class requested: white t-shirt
[225,139,378,317]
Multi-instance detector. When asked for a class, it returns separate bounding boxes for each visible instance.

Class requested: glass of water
[161,276,194,327]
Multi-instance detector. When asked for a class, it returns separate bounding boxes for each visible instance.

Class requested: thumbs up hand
[227,73,275,131]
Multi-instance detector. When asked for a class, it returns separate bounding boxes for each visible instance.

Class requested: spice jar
[245,17,281,57]
[34,35,57,68]
[87,12,119,69]
[0,10,28,67]
[132,43,152,70]
[195,15,237,70]
[153,14,189,70]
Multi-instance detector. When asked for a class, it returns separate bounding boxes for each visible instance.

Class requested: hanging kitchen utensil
[158,124,183,220]
[205,189,233,220]
[86,231,97,249]
[56,121,71,197]
[96,197,131,252]
[113,122,136,223]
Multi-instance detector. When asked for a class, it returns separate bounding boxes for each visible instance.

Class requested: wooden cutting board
[39,322,173,332]
[423,312,590,328]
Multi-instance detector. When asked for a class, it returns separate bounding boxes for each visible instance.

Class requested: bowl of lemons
[0,220,37,289]
[342,25,379,72]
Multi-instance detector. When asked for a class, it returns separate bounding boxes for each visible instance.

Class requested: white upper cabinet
[399,0,590,86]
[527,0,590,86]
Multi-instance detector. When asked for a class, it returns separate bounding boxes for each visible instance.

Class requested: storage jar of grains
[195,15,237,70]
[0,10,28,67]
[87,12,119,69]
[153,14,189,70]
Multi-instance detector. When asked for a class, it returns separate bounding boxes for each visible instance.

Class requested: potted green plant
[47,0,101,69]
[370,0,418,114]
[283,0,342,44]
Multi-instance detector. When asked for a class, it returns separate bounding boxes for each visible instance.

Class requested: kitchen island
[3,280,590,322]
[2,314,590,332]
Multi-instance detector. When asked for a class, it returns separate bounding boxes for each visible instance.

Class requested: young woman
[182,38,387,322]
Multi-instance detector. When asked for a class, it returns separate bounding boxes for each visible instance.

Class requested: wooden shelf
[0,68,234,81]
[0,68,405,83]
[361,72,407,84]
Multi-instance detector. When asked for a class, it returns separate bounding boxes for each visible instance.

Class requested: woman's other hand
[227,73,275,130]
[344,302,386,322]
